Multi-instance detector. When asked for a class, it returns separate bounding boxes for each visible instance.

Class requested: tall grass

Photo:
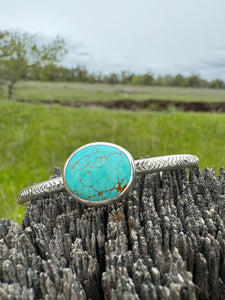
[1,100,225,223]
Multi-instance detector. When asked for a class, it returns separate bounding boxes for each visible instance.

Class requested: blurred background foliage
[25,65,225,89]
[0,30,224,101]
[0,30,225,223]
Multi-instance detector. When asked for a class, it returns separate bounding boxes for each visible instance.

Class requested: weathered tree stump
[1,167,225,299]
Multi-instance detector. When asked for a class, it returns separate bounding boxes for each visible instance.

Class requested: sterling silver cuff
[17,142,199,206]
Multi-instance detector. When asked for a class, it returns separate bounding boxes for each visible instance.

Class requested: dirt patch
[103,99,225,112]
[16,98,225,113]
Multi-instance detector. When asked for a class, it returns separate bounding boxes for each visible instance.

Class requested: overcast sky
[1,0,225,80]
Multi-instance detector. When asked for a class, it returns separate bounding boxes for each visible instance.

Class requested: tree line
[27,64,225,89]
[0,30,224,99]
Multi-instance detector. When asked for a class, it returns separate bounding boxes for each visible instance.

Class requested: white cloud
[2,0,225,81]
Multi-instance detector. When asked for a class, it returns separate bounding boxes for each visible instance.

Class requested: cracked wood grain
[1,167,225,299]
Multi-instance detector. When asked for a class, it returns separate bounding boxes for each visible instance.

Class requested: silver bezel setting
[63,142,136,206]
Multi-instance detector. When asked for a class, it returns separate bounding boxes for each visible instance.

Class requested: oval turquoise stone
[64,144,132,202]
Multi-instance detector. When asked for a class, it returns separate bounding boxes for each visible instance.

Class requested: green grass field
[1,99,225,224]
[1,81,225,103]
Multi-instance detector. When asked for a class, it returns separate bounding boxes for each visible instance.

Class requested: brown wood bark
[0,167,225,299]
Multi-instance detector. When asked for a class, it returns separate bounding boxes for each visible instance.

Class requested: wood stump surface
[0,167,225,299]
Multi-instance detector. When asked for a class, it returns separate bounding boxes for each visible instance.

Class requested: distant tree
[0,30,67,99]
[154,75,165,86]
[132,72,154,86]
[185,74,201,88]
[95,73,104,83]
[107,73,120,84]
[121,71,135,84]
[163,75,174,86]
[67,66,90,82]
[141,73,154,85]
[209,79,225,89]
[29,64,69,81]
[171,74,185,87]
[154,75,173,87]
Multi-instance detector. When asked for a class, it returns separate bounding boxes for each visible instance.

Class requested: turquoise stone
[64,144,132,202]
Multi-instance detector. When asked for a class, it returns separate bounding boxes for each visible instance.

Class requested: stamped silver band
[17,153,199,206]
